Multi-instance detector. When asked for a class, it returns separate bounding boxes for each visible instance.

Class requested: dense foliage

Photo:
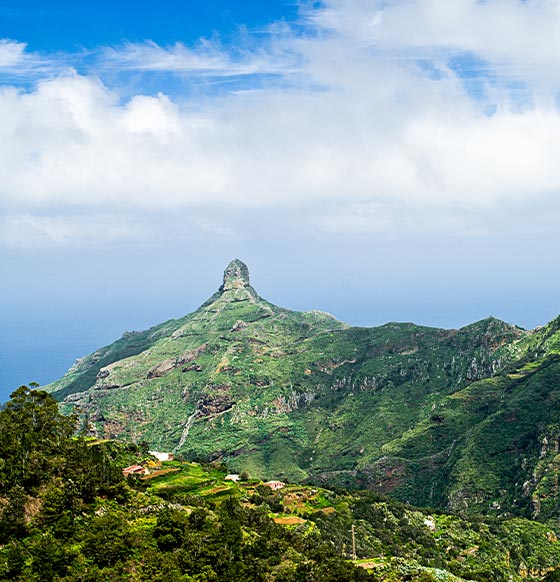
[2,387,560,581]
[0,386,370,581]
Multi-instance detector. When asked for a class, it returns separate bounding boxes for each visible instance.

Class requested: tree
[28,531,74,581]
[0,386,77,492]
[81,511,133,567]
[0,485,27,541]
[154,508,189,551]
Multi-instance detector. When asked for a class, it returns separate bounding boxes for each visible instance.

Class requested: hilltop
[46,260,560,518]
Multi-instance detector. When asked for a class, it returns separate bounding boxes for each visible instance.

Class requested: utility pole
[351,524,356,561]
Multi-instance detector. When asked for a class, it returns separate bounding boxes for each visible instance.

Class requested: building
[263,480,285,490]
[149,451,175,462]
[122,465,147,477]
[225,474,240,482]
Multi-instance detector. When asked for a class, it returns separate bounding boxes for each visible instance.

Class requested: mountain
[46,260,560,518]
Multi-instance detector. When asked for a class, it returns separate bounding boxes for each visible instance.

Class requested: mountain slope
[47,260,560,517]
[5,386,560,582]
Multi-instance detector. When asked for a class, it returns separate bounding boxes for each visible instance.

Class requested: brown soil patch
[273,516,307,525]
[24,496,42,523]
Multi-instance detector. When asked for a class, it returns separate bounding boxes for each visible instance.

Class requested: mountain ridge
[46,260,560,518]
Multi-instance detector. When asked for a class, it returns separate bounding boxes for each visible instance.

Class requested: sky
[2,0,560,400]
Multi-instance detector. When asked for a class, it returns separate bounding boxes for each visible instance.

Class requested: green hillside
[3,386,560,582]
[46,260,560,518]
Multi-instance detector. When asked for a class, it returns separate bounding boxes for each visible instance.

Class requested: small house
[123,465,147,477]
[263,480,285,490]
[149,451,175,462]
[225,474,240,482]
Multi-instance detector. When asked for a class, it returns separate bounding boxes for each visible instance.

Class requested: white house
[263,480,285,490]
[149,451,175,462]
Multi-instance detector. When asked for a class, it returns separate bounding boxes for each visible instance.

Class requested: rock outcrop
[221,259,251,291]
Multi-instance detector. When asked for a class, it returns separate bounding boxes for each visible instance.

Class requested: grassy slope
[45,262,560,518]
[359,317,560,519]
[136,459,560,582]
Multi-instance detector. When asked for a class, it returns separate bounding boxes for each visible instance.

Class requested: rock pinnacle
[221,259,250,291]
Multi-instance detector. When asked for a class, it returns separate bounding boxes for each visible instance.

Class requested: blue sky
[0,1,299,49]
[2,0,560,400]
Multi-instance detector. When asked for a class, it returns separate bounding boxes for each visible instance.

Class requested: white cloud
[308,0,560,94]
[0,213,155,249]
[103,40,230,73]
[99,39,297,77]
[0,40,26,68]
[121,93,180,136]
[2,2,560,247]
[310,0,560,61]
[0,38,66,79]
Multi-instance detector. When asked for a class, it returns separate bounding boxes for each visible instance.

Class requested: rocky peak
[221,259,250,292]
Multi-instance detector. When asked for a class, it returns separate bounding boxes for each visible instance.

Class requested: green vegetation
[3,387,560,581]
[0,386,370,581]
[44,260,560,518]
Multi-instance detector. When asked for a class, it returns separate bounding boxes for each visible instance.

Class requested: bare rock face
[199,385,234,415]
[220,259,250,291]
[231,320,248,332]
[147,358,176,379]
[182,364,203,373]
[177,344,207,365]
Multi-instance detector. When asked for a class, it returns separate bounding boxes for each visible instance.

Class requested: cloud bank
[2,0,560,246]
